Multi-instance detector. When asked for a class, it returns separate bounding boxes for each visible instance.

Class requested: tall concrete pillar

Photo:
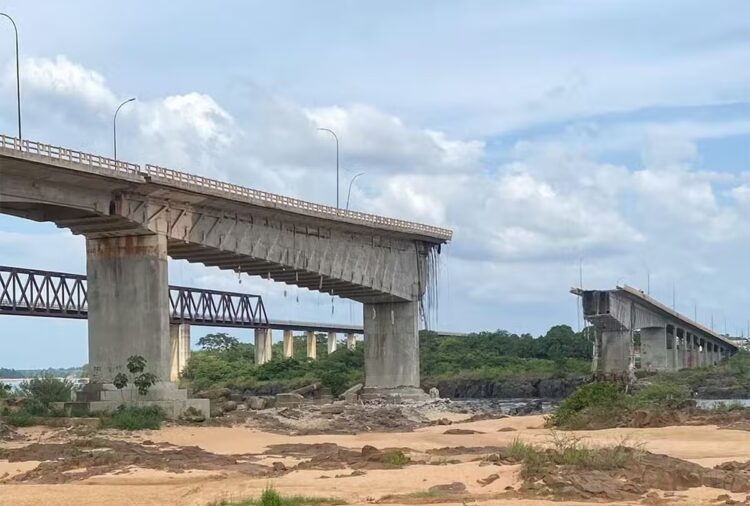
[254,328,272,365]
[306,330,317,360]
[283,329,294,358]
[362,301,425,398]
[86,234,170,383]
[698,339,706,367]
[327,332,338,354]
[666,329,675,371]
[169,324,191,382]
[598,330,631,374]
[347,333,356,350]
[640,327,668,371]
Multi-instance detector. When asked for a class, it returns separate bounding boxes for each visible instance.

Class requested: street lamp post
[345,172,365,210]
[0,12,21,140]
[113,98,136,164]
[317,127,339,209]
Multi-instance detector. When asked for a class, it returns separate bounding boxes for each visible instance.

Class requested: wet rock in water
[444,428,485,435]
[428,482,467,494]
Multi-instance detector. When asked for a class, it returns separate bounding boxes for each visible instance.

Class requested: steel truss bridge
[0,265,363,334]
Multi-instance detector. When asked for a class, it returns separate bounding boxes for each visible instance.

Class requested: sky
[0,1,749,368]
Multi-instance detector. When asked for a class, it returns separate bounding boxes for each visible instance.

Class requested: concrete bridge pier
[170,324,191,382]
[362,301,426,400]
[81,233,208,418]
[347,333,356,350]
[640,327,668,371]
[254,328,272,364]
[327,332,338,354]
[87,234,171,382]
[283,330,294,358]
[306,331,317,360]
[598,330,631,374]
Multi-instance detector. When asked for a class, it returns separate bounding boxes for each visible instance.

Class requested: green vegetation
[212,486,344,506]
[113,355,158,397]
[103,405,165,430]
[509,434,640,480]
[549,382,628,428]
[0,381,10,399]
[0,366,83,379]
[383,451,410,466]
[182,326,592,395]
[18,374,74,405]
[0,375,73,424]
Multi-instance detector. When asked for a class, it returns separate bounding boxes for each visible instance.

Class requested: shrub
[18,375,73,405]
[3,410,35,427]
[634,382,689,407]
[104,405,165,430]
[549,382,627,429]
[383,451,410,466]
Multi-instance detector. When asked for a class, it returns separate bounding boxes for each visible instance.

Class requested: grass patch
[509,433,642,480]
[212,486,345,506]
[383,451,410,466]
[103,405,165,430]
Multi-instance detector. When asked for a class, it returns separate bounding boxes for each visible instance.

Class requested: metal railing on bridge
[0,265,268,328]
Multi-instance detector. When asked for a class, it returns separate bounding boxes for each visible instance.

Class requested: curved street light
[317,127,339,209]
[0,12,21,140]
[345,172,365,210]
[113,97,136,164]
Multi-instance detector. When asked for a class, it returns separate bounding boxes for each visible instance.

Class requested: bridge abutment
[362,301,426,400]
[86,234,171,382]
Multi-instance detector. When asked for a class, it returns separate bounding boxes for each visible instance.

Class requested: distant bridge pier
[283,330,294,358]
[306,331,317,360]
[327,332,338,354]
[170,323,191,382]
[640,327,668,372]
[254,328,272,365]
[86,234,171,383]
[347,333,356,350]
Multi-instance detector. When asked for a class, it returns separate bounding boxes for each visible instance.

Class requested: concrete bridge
[574,285,739,374]
[0,134,451,411]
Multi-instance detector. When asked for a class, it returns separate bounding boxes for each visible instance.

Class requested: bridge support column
[306,331,317,360]
[86,234,170,382]
[327,332,338,354]
[347,333,356,350]
[169,324,191,382]
[362,301,426,400]
[283,330,294,358]
[597,330,631,374]
[255,328,272,364]
[640,327,668,371]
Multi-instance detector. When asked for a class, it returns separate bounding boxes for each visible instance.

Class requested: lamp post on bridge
[346,172,365,210]
[0,12,21,141]
[317,127,339,209]
[113,97,136,165]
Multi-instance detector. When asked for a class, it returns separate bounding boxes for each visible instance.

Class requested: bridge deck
[0,134,451,243]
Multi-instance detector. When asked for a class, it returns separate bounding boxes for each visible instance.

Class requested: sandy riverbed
[2,414,750,506]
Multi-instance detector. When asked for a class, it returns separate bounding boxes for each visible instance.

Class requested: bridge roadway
[574,285,738,374]
[0,134,452,404]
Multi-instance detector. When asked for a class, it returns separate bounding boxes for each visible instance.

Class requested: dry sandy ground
[2,414,750,506]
